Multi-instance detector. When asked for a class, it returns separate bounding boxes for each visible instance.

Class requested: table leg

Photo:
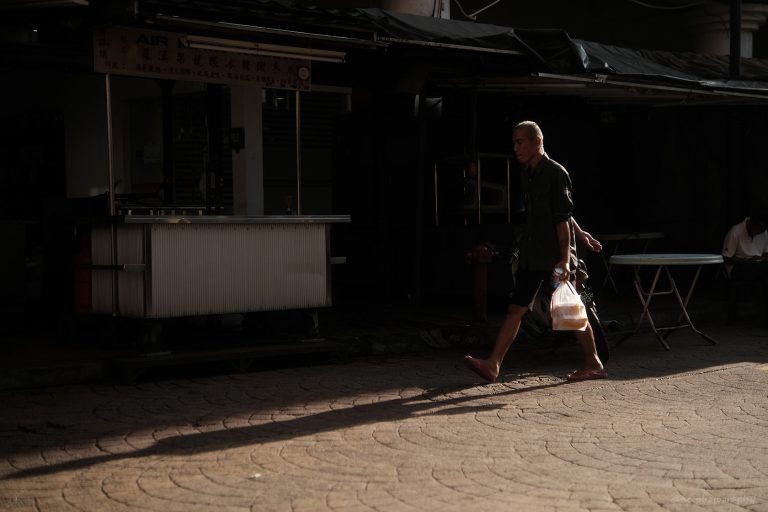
[615,265,670,350]
[675,265,701,323]
[666,265,717,345]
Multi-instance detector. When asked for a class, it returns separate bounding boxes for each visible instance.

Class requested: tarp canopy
[576,39,768,91]
[6,0,768,101]
[353,8,768,97]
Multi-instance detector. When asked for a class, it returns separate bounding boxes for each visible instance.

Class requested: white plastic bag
[550,281,588,331]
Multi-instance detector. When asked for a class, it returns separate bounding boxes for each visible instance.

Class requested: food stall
[90,215,348,318]
[88,25,350,320]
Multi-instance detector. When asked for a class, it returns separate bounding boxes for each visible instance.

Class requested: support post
[731,0,742,78]
[105,73,118,316]
[295,90,302,215]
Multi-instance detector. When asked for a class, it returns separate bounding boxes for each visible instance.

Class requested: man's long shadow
[7,322,767,482]
[3,380,566,481]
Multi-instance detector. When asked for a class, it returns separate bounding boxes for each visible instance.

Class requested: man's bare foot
[566,368,608,382]
[463,355,498,383]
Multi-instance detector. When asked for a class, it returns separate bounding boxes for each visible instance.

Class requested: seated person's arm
[723,254,762,265]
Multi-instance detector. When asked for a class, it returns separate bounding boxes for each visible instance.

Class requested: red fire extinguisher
[466,243,499,322]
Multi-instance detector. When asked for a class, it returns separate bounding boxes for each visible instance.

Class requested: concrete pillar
[230,86,264,215]
[688,2,768,57]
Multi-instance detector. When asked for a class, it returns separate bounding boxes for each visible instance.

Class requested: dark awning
[575,39,768,92]
[6,0,768,101]
[350,9,768,100]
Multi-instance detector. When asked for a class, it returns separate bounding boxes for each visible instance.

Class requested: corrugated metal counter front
[90,215,350,318]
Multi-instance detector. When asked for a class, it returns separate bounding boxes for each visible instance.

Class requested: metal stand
[615,263,718,350]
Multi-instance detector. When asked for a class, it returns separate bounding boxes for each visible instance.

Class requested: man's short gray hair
[514,120,543,142]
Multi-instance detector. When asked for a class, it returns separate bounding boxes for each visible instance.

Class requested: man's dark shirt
[517,154,574,272]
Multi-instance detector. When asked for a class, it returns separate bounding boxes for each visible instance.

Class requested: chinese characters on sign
[94,27,311,90]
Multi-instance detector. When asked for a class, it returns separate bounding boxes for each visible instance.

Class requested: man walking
[464,121,606,383]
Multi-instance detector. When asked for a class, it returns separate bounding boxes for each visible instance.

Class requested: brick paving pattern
[1,325,768,511]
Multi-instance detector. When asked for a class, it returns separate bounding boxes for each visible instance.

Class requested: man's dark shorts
[510,269,551,308]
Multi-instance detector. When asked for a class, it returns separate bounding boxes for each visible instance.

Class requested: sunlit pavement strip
[1,327,768,511]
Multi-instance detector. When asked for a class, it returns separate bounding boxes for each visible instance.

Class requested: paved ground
[1,322,768,511]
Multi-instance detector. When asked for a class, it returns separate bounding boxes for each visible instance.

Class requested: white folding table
[610,253,723,350]
[596,232,665,293]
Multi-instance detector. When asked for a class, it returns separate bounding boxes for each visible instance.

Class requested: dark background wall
[330,86,768,309]
[5,0,768,323]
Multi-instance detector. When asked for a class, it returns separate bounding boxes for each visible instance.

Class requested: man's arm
[550,165,574,279]
[571,218,602,253]
[555,220,571,279]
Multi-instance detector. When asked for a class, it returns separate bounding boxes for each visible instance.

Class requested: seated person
[722,214,768,319]
[722,214,768,277]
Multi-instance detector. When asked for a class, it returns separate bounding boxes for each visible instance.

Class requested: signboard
[94,27,311,90]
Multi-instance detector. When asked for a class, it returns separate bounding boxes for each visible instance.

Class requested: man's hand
[578,231,602,253]
[555,261,570,281]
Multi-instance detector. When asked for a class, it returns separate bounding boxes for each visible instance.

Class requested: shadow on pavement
[2,379,569,481]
